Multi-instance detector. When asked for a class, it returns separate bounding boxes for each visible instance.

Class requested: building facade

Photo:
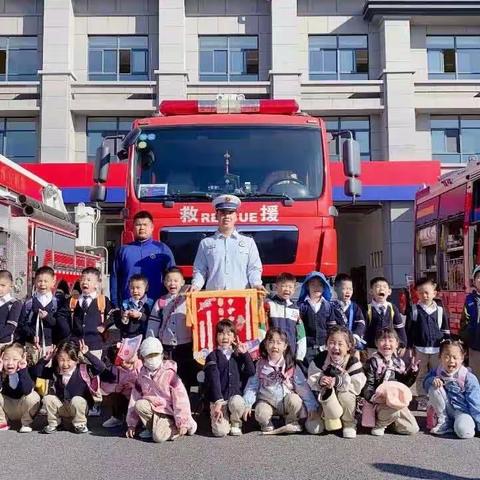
[0,0,478,294]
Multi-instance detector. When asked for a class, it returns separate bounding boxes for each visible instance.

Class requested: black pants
[163,342,197,393]
[104,393,129,419]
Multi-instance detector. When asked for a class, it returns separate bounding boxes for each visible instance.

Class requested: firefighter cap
[213,194,241,211]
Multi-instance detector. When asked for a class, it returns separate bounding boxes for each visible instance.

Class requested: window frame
[309,35,369,81]
[0,117,37,163]
[88,36,149,81]
[427,35,480,80]
[325,116,371,161]
[198,35,259,82]
[0,36,38,82]
[86,116,135,163]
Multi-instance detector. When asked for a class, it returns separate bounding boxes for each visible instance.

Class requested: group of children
[1,264,480,442]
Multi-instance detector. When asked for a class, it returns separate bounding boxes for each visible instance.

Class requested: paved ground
[1,412,479,480]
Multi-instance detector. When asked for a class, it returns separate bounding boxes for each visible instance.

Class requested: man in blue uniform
[191,195,264,292]
[110,211,175,306]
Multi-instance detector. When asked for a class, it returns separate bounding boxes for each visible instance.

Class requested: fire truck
[0,154,102,297]
[92,95,360,281]
[412,160,480,333]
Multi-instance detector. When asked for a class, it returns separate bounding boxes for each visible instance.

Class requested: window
[0,37,38,81]
[427,36,480,80]
[88,36,148,81]
[199,36,259,81]
[87,117,135,162]
[309,35,368,80]
[431,116,480,163]
[325,117,371,161]
[0,118,37,163]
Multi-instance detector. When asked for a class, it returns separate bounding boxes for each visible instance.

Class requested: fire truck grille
[160,226,298,267]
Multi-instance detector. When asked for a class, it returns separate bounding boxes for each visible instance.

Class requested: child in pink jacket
[125,336,197,442]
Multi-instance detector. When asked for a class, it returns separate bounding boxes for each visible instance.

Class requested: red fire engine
[0,154,102,297]
[413,160,480,333]
[92,96,360,281]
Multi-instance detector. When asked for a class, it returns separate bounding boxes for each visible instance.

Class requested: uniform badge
[150,253,156,259]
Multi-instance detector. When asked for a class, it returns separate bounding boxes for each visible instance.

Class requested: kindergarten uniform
[204,347,255,436]
[0,294,22,347]
[308,351,366,431]
[424,365,480,439]
[333,300,366,350]
[364,301,407,350]
[265,295,306,361]
[0,367,40,428]
[407,302,450,395]
[118,296,153,339]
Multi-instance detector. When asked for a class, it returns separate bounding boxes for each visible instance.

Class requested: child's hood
[299,271,332,303]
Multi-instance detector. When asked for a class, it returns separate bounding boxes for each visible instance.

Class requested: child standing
[126,336,196,442]
[147,267,194,391]
[243,327,321,434]
[462,266,480,378]
[17,266,70,362]
[363,328,419,436]
[298,271,344,367]
[424,339,480,438]
[0,270,22,348]
[364,277,407,354]
[407,277,450,409]
[36,339,106,434]
[71,267,116,359]
[0,343,40,432]
[333,273,366,351]
[308,326,366,438]
[265,272,306,362]
[100,340,143,428]
[205,319,255,437]
[118,274,153,339]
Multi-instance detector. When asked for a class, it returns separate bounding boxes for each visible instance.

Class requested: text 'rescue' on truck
[92,95,361,281]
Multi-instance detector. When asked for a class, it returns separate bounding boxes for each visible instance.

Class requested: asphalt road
[1,411,479,480]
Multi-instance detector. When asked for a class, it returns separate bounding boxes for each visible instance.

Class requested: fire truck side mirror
[93,144,111,184]
[91,184,106,203]
[342,139,361,177]
[344,177,362,197]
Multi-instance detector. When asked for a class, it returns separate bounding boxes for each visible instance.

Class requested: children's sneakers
[343,427,357,439]
[139,429,153,439]
[102,416,123,428]
[0,423,9,431]
[74,425,90,434]
[229,425,242,436]
[371,426,386,436]
[430,422,453,435]
[260,421,274,433]
[43,425,57,434]
[19,426,33,433]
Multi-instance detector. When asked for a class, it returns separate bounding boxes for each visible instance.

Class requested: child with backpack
[35,339,106,434]
[0,342,40,432]
[71,267,117,359]
[362,328,419,436]
[424,339,480,438]
[117,274,153,339]
[333,273,366,352]
[17,266,70,363]
[204,319,255,437]
[0,270,23,348]
[126,336,197,442]
[407,277,450,410]
[298,271,344,369]
[364,277,407,355]
[308,326,366,438]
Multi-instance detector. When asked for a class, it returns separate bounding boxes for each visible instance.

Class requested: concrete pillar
[382,201,415,290]
[156,0,188,102]
[40,0,75,163]
[378,17,416,161]
[270,0,300,101]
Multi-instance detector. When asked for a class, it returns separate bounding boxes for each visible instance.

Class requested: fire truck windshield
[133,125,323,201]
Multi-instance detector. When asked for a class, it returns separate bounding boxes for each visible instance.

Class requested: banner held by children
[186,289,265,365]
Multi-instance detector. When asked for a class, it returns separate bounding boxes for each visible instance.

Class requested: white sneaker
[261,421,274,433]
[431,422,453,435]
[343,427,357,439]
[371,427,385,436]
[229,425,242,436]
[102,416,123,428]
[285,422,303,433]
[139,429,152,439]
[19,425,33,433]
